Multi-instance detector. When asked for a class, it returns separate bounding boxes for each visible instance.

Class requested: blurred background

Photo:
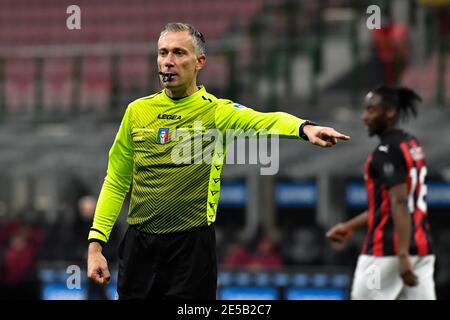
[0,0,449,300]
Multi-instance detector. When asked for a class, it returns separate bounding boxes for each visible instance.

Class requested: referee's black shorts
[117,224,217,300]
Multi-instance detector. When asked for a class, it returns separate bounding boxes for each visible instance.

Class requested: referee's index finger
[332,130,351,140]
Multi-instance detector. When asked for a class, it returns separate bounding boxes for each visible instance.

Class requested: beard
[367,116,390,137]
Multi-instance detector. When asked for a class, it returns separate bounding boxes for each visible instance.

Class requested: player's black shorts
[117,224,217,300]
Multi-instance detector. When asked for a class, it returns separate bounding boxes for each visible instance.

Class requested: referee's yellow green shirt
[89,86,306,243]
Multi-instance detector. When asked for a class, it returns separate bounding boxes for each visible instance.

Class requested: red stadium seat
[0,0,267,112]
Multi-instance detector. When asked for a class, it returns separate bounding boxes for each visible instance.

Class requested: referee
[87,22,350,300]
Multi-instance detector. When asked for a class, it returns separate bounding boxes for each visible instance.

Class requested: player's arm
[215,101,349,146]
[389,183,418,286]
[326,211,368,245]
[382,148,418,286]
[88,105,134,285]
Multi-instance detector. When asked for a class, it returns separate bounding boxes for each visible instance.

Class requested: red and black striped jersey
[362,129,433,256]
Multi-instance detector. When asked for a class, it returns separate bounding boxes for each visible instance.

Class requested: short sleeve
[379,146,407,188]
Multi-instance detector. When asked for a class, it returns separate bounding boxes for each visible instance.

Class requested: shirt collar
[161,86,206,104]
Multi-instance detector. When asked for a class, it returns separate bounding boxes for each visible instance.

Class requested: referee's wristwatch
[299,120,319,141]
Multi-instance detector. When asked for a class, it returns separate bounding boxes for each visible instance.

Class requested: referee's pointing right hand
[87,242,111,285]
[303,125,351,148]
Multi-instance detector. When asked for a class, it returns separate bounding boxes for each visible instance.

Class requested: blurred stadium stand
[0,0,450,300]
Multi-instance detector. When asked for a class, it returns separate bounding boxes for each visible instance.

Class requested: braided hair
[372,84,422,122]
